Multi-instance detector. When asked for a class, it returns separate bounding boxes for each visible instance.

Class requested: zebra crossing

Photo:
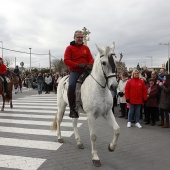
[0,92,87,170]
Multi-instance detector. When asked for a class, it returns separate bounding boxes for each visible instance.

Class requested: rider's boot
[4,80,9,97]
[75,82,82,111]
[67,90,79,118]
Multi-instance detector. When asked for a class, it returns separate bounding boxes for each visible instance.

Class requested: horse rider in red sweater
[64,30,94,118]
[0,57,9,97]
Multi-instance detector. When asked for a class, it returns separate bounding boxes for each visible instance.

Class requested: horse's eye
[102,61,106,65]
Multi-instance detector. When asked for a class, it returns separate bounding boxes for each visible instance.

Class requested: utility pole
[0,41,3,58]
[49,50,51,73]
[29,48,32,73]
[15,57,16,67]
[82,27,91,45]
[146,56,153,69]
[159,43,170,74]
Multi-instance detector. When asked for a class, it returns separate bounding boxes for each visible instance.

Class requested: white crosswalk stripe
[0,91,87,170]
[0,154,46,170]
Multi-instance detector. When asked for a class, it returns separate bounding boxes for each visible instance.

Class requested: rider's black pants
[0,74,8,93]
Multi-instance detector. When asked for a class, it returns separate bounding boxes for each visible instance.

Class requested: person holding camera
[117,71,129,118]
[64,30,94,118]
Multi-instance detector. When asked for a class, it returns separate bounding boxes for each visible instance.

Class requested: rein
[86,54,117,89]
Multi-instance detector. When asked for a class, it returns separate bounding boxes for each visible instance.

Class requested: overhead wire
[0,47,48,56]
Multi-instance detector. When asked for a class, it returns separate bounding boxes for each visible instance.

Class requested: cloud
[0,0,170,69]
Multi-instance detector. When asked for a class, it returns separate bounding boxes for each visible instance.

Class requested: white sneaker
[127,122,131,128]
[135,122,142,128]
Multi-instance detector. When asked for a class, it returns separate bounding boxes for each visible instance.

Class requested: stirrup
[69,109,79,118]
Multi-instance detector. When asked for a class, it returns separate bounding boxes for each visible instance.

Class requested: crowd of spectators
[21,72,68,94]
[114,68,170,129]
[20,68,170,129]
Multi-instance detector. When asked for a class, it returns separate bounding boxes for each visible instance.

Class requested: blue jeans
[128,104,141,123]
[38,82,43,94]
[68,72,82,92]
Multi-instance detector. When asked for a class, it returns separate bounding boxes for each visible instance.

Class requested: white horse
[51,42,120,167]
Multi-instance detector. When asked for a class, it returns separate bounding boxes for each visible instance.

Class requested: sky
[0,0,170,70]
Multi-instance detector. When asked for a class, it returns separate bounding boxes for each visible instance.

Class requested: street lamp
[29,48,31,73]
[159,43,170,74]
[0,41,3,58]
[146,56,153,69]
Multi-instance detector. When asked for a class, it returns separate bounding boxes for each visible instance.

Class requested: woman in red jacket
[64,30,94,118]
[0,57,9,97]
[125,69,147,128]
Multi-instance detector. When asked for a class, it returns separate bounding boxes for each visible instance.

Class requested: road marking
[0,154,46,170]
[0,126,73,137]
[0,118,82,127]
[0,92,87,169]
[11,99,57,104]
[0,112,87,120]
[10,102,58,106]
[4,108,57,113]
[0,137,62,150]
[8,105,58,109]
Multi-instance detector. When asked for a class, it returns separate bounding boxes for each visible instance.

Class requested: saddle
[63,75,83,110]
[5,76,11,83]
[0,76,11,83]
[0,76,4,83]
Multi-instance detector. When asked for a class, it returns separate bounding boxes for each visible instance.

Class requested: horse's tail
[51,115,57,131]
[51,112,65,131]
[5,97,10,103]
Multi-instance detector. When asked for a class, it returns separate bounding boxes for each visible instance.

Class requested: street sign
[20,62,24,67]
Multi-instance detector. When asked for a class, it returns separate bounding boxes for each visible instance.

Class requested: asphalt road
[0,87,170,170]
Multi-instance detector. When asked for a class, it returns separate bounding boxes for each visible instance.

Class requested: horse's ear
[95,44,103,54]
[110,42,115,50]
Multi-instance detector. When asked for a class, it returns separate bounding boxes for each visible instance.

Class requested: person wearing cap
[64,30,94,118]
[0,57,9,96]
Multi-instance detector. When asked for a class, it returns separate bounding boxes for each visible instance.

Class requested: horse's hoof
[92,160,101,167]
[58,138,64,143]
[108,144,115,152]
[77,143,84,149]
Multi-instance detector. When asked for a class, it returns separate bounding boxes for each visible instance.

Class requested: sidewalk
[38,105,170,170]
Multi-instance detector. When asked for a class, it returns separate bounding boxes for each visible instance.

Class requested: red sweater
[125,78,147,104]
[0,64,7,75]
[64,42,94,72]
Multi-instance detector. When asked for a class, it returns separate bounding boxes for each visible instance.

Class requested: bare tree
[3,57,13,67]
[52,58,67,74]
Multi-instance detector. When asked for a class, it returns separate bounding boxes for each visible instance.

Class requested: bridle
[87,54,117,89]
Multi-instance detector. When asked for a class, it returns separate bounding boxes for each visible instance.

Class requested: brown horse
[0,77,13,111]
[11,72,22,94]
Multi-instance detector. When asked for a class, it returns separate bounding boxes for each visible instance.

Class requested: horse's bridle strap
[86,60,117,89]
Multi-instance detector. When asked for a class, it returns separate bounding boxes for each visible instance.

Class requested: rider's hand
[86,64,93,70]
[78,63,86,68]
